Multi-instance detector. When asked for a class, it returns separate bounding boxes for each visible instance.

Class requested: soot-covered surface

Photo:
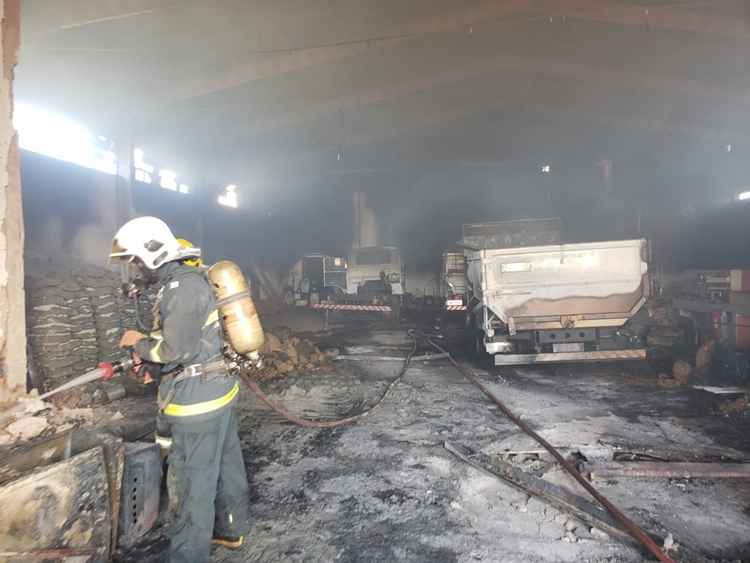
[210,325,750,562]
[116,316,750,562]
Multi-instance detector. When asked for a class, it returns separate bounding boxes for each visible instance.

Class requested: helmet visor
[109,239,131,258]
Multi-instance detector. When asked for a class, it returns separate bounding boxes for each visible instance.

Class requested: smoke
[26,216,113,273]
[70,223,112,266]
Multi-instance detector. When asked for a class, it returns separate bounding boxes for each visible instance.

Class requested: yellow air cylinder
[207,260,265,355]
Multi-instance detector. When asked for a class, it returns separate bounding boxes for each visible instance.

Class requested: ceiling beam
[156,0,748,106]
[165,49,750,154]
[552,0,749,37]
[270,57,750,137]
[200,85,750,186]
[157,0,538,105]
[341,97,750,150]
[22,0,163,36]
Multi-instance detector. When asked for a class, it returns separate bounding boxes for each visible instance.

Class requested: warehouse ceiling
[16,0,750,208]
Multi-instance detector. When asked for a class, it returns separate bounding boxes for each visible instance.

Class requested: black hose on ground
[237,331,418,429]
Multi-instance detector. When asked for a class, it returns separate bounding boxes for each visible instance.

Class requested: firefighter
[110,216,250,562]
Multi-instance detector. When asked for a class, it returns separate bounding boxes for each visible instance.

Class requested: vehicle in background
[287,254,347,305]
[290,246,404,318]
[462,219,650,365]
[346,246,404,297]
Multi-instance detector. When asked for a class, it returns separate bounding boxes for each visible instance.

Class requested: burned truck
[294,247,404,318]
[346,246,404,298]
[463,219,650,365]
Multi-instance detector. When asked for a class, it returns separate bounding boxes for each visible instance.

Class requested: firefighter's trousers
[166,407,250,563]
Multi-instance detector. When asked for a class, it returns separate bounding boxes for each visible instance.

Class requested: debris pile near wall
[25,264,155,391]
[0,391,96,447]
[256,330,329,379]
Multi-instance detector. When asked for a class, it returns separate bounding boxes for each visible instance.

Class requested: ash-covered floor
[120,316,750,563]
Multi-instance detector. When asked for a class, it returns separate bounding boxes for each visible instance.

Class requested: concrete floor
[118,313,750,562]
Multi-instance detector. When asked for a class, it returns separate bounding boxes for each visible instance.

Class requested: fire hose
[37,334,417,429]
[423,336,675,563]
[36,326,673,561]
[235,332,418,429]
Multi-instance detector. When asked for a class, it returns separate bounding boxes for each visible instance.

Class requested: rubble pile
[0,392,94,447]
[256,330,329,379]
[657,341,718,387]
[26,264,155,391]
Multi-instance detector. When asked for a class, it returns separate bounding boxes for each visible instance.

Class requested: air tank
[207,260,265,355]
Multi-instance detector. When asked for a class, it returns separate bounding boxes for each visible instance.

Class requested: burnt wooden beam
[0,430,72,487]
[0,447,112,559]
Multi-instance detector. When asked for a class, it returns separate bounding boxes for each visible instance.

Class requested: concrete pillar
[352,191,378,249]
[0,0,26,398]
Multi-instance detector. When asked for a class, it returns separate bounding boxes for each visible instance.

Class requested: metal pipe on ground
[586,462,750,481]
[425,336,675,563]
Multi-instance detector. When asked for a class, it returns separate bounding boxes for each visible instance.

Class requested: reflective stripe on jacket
[162,381,239,417]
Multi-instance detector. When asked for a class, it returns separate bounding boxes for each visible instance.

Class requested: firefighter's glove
[124,348,161,386]
[137,360,162,385]
[119,329,145,349]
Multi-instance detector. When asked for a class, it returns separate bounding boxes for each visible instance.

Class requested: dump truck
[463,220,650,365]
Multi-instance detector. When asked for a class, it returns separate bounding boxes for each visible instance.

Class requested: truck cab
[292,254,347,304]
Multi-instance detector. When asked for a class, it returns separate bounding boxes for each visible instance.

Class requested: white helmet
[109,216,201,270]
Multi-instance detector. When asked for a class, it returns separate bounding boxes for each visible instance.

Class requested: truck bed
[466,239,649,332]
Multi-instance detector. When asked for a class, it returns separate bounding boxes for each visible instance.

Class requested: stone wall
[25,262,154,391]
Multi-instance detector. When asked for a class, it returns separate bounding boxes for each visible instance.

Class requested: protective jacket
[135,262,238,423]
